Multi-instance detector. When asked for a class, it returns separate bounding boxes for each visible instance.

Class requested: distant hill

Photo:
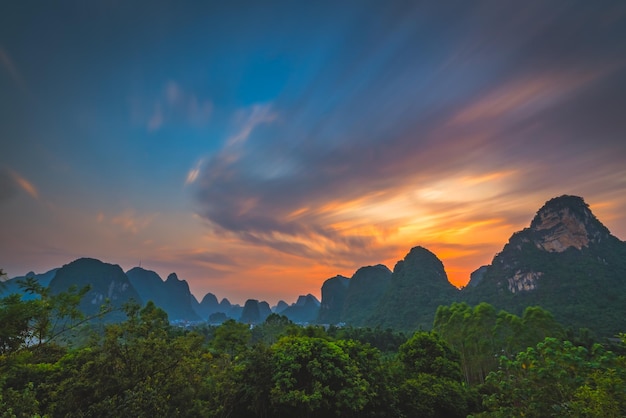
[370,247,459,330]
[317,275,349,324]
[5,195,624,335]
[272,300,289,314]
[341,264,391,326]
[239,299,272,324]
[463,195,626,336]
[195,292,221,320]
[0,269,58,300]
[126,268,200,321]
[281,294,320,323]
[49,258,141,321]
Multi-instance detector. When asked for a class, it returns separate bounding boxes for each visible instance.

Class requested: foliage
[396,331,475,418]
[270,335,369,417]
[327,326,408,353]
[434,302,563,384]
[478,337,626,417]
[1,275,624,418]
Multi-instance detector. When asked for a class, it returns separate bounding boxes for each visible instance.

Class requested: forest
[1,277,625,417]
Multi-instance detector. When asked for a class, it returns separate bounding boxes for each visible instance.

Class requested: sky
[1,1,626,305]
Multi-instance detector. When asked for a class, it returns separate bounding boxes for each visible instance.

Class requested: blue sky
[2,1,626,304]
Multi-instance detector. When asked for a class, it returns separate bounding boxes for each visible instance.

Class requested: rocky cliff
[463,195,626,336]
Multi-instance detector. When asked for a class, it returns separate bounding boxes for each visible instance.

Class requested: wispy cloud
[185,159,204,185]
[139,81,213,132]
[187,1,626,289]
[0,167,38,201]
[226,104,277,147]
[105,209,158,235]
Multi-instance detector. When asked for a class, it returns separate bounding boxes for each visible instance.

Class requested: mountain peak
[464,195,626,336]
[529,195,610,252]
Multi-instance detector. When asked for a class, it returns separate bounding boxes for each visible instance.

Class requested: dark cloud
[192,1,626,263]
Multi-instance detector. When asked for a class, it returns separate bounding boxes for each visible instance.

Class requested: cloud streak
[0,167,38,201]
[190,1,626,287]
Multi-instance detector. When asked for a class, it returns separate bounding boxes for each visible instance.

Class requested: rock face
[317,275,350,324]
[529,195,608,252]
[50,258,141,320]
[371,247,459,330]
[341,265,391,326]
[463,195,626,336]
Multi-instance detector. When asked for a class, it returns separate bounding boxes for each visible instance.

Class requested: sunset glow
[2,1,626,305]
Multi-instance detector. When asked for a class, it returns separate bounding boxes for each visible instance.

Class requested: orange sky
[2,1,626,306]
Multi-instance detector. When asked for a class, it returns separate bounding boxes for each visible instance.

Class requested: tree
[210,319,251,356]
[480,337,625,417]
[270,335,369,417]
[396,331,473,418]
[43,302,211,417]
[434,303,564,384]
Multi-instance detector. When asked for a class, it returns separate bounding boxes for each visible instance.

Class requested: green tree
[396,331,473,418]
[480,337,624,417]
[0,278,112,416]
[270,335,369,417]
[44,301,211,417]
[434,303,563,384]
[210,319,252,356]
[251,314,297,345]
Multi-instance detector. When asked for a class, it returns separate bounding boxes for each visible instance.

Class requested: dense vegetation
[2,279,625,417]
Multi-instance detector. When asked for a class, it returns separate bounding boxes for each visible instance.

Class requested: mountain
[162,273,201,321]
[240,299,262,324]
[272,300,289,313]
[463,195,626,336]
[371,246,459,330]
[126,267,164,305]
[195,292,221,320]
[341,264,391,326]
[219,298,243,319]
[259,301,272,320]
[49,258,141,320]
[126,268,200,321]
[239,299,272,324]
[281,294,320,323]
[0,269,58,300]
[317,275,350,324]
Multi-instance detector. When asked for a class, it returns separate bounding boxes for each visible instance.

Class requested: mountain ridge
[4,195,625,335]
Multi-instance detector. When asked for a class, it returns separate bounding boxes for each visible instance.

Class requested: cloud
[186,1,626,287]
[226,104,278,147]
[0,167,38,201]
[141,81,213,132]
[185,159,204,185]
[108,209,158,235]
